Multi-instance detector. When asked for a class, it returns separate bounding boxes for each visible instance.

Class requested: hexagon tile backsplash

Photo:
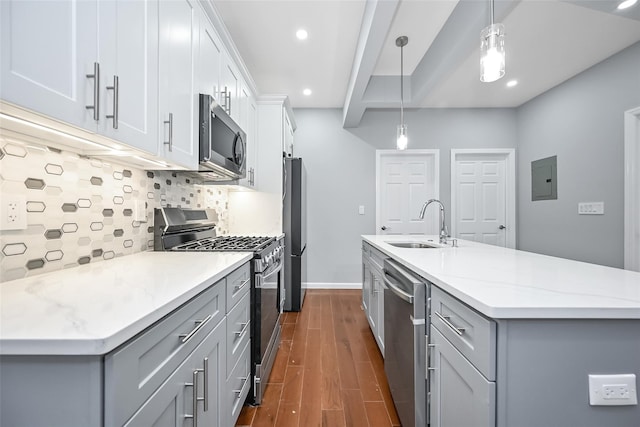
[0,137,229,282]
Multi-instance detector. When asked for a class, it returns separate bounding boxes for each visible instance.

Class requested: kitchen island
[0,251,253,427]
[362,235,640,427]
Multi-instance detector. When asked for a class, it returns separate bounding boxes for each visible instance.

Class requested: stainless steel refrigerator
[283,157,306,312]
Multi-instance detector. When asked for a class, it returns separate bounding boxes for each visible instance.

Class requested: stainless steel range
[154,207,284,405]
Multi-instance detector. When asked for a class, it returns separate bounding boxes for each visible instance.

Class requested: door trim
[375,149,440,235]
[624,106,640,271]
[450,149,516,248]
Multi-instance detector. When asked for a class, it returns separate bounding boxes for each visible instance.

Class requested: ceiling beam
[342,0,400,128]
[351,0,520,111]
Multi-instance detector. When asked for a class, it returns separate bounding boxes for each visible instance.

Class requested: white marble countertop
[0,251,253,355]
[363,235,640,319]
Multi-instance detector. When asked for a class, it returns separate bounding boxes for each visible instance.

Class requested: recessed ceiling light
[618,0,637,10]
[303,88,312,96]
[506,79,518,88]
[296,29,308,40]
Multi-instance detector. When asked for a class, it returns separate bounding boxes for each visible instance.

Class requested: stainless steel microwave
[198,93,246,181]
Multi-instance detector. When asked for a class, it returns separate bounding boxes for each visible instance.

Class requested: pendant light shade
[480,0,505,82]
[396,124,408,150]
[396,36,408,150]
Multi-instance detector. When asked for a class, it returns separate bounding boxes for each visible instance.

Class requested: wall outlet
[0,195,27,230]
[133,200,148,222]
[578,202,604,215]
[358,205,365,215]
[589,374,638,406]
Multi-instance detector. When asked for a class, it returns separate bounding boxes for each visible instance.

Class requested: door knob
[381,226,388,231]
[499,225,506,230]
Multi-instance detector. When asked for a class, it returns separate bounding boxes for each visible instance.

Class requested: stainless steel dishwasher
[383,258,428,427]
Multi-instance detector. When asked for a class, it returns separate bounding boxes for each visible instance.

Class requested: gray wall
[293,108,517,283]
[516,42,640,267]
[295,42,640,283]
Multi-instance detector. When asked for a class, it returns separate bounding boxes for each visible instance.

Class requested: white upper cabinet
[97,0,158,154]
[197,15,222,100]
[1,0,158,155]
[238,85,257,189]
[284,113,294,157]
[0,0,98,132]
[256,97,296,194]
[158,0,199,169]
[1,0,258,172]
[220,55,240,123]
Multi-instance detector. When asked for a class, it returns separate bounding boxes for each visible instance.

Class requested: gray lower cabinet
[124,319,226,427]
[362,242,385,356]
[430,326,496,427]
[429,286,640,427]
[0,262,251,427]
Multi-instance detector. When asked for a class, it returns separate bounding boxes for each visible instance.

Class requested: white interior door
[376,150,439,235]
[624,106,640,271]
[451,150,515,248]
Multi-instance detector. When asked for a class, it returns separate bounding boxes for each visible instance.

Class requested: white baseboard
[303,282,362,290]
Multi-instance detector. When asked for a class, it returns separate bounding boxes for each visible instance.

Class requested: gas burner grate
[172,236,275,252]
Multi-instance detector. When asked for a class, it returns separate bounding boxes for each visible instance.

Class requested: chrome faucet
[418,199,449,244]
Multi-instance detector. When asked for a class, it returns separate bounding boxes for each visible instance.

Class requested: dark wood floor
[235,290,400,427]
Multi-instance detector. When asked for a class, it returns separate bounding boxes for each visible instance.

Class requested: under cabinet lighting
[618,0,637,9]
[133,156,170,168]
[296,29,308,40]
[0,112,118,152]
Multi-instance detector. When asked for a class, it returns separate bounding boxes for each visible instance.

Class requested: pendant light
[396,36,408,150]
[480,0,505,82]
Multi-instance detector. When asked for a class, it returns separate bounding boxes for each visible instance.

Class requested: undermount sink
[386,241,439,249]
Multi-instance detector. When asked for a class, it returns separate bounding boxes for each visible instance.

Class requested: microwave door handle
[203,110,214,162]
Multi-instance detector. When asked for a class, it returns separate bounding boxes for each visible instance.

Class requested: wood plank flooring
[235,290,400,427]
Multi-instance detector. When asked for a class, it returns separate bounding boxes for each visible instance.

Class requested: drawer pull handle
[235,321,250,339]
[233,376,249,395]
[434,311,465,336]
[234,278,250,294]
[179,314,213,343]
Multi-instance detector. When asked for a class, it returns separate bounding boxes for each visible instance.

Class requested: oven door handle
[263,260,283,279]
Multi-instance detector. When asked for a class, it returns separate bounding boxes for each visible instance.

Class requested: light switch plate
[578,202,604,215]
[589,374,637,406]
[358,205,365,215]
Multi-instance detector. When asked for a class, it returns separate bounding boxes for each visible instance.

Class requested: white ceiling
[214,0,640,125]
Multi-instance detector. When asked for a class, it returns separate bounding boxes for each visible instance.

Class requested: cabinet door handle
[434,311,465,336]
[86,62,100,121]
[185,370,199,425]
[234,321,250,339]
[234,278,250,294]
[179,314,213,343]
[106,75,119,129]
[202,357,209,412]
[164,113,173,151]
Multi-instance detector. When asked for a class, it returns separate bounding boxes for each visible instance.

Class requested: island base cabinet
[125,318,226,427]
[362,242,385,356]
[495,319,640,427]
[0,355,103,427]
[430,326,496,427]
